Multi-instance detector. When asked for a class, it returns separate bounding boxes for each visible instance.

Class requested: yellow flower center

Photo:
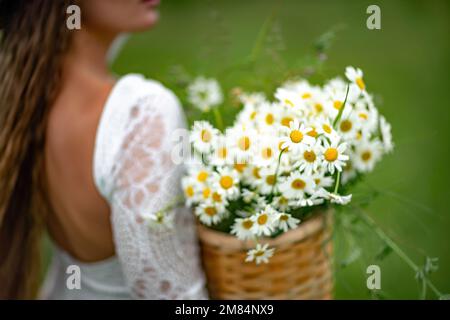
[278,141,288,151]
[218,147,227,159]
[307,128,318,138]
[212,192,222,202]
[322,124,332,134]
[238,136,251,151]
[255,250,265,257]
[290,130,303,143]
[281,117,293,127]
[284,99,294,107]
[315,103,323,113]
[201,129,212,142]
[202,187,211,198]
[303,150,316,163]
[265,114,274,125]
[257,214,268,225]
[205,207,217,216]
[234,163,246,172]
[266,175,276,185]
[314,178,321,185]
[262,147,273,159]
[291,178,306,190]
[325,148,338,162]
[361,151,372,162]
[186,186,194,197]
[253,167,261,179]
[302,92,312,99]
[242,219,253,230]
[220,176,233,189]
[280,214,289,221]
[250,111,257,120]
[333,100,343,110]
[356,77,365,90]
[340,120,352,133]
[197,171,208,182]
[359,113,368,120]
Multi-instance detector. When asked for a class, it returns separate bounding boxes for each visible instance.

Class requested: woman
[0,0,206,299]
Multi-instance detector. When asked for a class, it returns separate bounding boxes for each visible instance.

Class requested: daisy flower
[245,243,275,264]
[250,205,278,236]
[226,125,257,163]
[296,141,322,174]
[182,176,200,206]
[209,135,234,166]
[320,138,349,174]
[141,211,174,231]
[195,201,226,226]
[231,217,256,240]
[379,115,394,153]
[279,171,316,200]
[280,119,314,154]
[212,167,240,199]
[316,188,352,205]
[353,139,383,172]
[311,169,334,189]
[187,76,223,112]
[345,66,366,91]
[276,213,300,232]
[190,121,219,153]
[256,165,279,195]
[254,135,279,166]
[256,102,279,130]
[275,87,301,109]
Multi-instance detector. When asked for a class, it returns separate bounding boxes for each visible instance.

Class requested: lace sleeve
[107,83,206,299]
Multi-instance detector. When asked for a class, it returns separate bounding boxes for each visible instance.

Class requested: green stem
[212,107,224,131]
[332,85,350,129]
[333,171,341,194]
[355,206,443,298]
[270,148,286,197]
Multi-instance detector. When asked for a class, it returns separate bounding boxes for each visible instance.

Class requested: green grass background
[110,0,450,299]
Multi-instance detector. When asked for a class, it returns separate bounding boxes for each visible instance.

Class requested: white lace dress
[40,74,207,300]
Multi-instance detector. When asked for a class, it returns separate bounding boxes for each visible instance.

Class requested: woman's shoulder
[93,74,185,200]
[111,74,180,112]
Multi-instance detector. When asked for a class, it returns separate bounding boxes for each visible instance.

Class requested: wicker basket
[197,211,333,299]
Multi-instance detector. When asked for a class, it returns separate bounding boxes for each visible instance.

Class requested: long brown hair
[0,0,73,299]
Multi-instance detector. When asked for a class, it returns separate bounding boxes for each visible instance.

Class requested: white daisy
[279,171,316,200]
[353,139,383,173]
[311,169,334,189]
[187,76,223,112]
[316,188,352,205]
[212,167,240,199]
[231,217,256,240]
[296,141,322,174]
[209,135,234,166]
[226,125,257,163]
[256,165,279,195]
[245,243,275,264]
[195,201,226,226]
[379,115,394,153]
[345,66,366,91]
[276,213,300,232]
[280,119,314,154]
[254,135,279,166]
[275,87,301,109]
[190,121,219,154]
[319,137,349,174]
[250,205,278,236]
[182,176,200,206]
[141,211,174,231]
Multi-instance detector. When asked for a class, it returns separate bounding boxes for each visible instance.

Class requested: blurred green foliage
[111,0,450,299]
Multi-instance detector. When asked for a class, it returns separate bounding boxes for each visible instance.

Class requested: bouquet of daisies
[182,67,393,264]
